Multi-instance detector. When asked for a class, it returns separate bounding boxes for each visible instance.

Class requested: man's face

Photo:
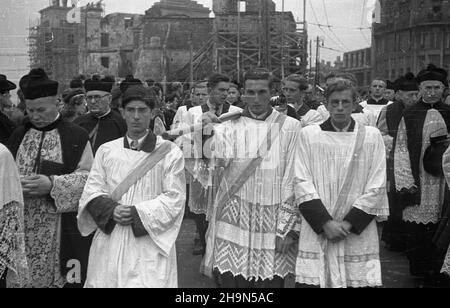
[192,87,208,106]
[243,79,271,116]
[398,90,419,108]
[226,87,240,104]
[326,89,356,126]
[26,96,59,128]
[0,91,13,118]
[86,90,111,116]
[384,89,396,101]
[370,80,386,98]
[420,80,445,104]
[122,100,152,136]
[282,80,304,105]
[166,98,178,110]
[208,81,230,106]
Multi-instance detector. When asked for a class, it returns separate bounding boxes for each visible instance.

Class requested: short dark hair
[193,80,208,90]
[325,72,357,86]
[165,93,179,103]
[243,68,274,88]
[283,74,308,91]
[121,85,156,109]
[207,73,230,89]
[325,79,358,103]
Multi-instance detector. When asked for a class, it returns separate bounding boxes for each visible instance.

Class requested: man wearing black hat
[78,85,186,287]
[384,80,397,102]
[6,68,94,288]
[394,64,450,286]
[74,75,126,155]
[0,74,17,144]
[378,73,419,252]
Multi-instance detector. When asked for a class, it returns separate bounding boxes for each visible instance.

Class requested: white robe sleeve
[78,145,110,236]
[293,129,322,204]
[394,118,416,191]
[301,110,324,127]
[50,142,94,213]
[134,147,186,257]
[277,121,303,238]
[443,146,450,187]
[351,130,389,219]
[376,106,394,155]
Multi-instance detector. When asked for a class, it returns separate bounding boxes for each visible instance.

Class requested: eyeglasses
[86,94,109,101]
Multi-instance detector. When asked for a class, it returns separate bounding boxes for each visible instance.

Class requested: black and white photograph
[1,0,450,292]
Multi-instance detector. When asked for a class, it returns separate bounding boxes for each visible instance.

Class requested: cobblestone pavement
[176,217,439,288]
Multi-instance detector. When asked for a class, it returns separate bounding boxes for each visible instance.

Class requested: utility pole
[280,0,285,79]
[189,33,193,88]
[314,36,320,89]
[309,39,312,82]
[237,0,241,84]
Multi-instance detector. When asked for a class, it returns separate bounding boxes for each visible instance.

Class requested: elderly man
[291,79,388,288]
[7,68,94,288]
[78,85,186,288]
[201,69,300,287]
[0,74,17,144]
[281,74,323,127]
[74,75,127,155]
[394,64,450,286]
[0,144,27,288]
[378,73,419,251]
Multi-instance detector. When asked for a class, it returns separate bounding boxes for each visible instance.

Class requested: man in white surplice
[289,79,389,288]
[201,69,301,287]
[78,85,186,288]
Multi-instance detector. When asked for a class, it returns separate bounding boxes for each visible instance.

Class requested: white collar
[126,130,149,149]
[331,119,352,132]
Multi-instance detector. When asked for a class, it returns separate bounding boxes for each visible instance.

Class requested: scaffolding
[215,12,307,81]
[28,17,81,86]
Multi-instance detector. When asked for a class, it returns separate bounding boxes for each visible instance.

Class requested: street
[176,217,419,288]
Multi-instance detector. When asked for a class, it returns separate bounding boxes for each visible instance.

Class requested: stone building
[342,48,372,88]
[373,0,450,80]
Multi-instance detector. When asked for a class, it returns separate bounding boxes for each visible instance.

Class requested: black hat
[397,73,419,92]
[0,74,17,93]
[62,88,85,104]
[70,78,84,89]
[122,85,156,109]
[19,68,59,100]
[417,64,448,85]
[120,75,143,94]
[84,75,114,93]
[386,80,396,91]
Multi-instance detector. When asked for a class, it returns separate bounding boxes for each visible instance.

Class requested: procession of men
[1,61,450,289]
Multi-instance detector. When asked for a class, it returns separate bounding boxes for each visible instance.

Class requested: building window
[133,32,140,49]
[101,57,110,68]
[124,18,133,30]
[68,34,75,45]
[101,33,109,47]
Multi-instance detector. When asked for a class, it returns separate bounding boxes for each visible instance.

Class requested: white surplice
[317,104,378,127]
[202,109,301,280]
[78,137,186,288]
[293,124,389,288]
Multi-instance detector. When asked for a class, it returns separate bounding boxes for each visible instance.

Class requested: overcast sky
[1,0,375,84]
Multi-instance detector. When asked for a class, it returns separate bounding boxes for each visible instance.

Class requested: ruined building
[29,0,308,87]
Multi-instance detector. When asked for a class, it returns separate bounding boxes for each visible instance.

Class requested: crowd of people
[0,63,450,288]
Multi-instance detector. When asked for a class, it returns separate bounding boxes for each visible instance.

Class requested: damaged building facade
[29,0,307,87]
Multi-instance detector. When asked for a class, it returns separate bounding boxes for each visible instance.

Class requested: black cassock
[74,110,127,155]
[0,111,15,145]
